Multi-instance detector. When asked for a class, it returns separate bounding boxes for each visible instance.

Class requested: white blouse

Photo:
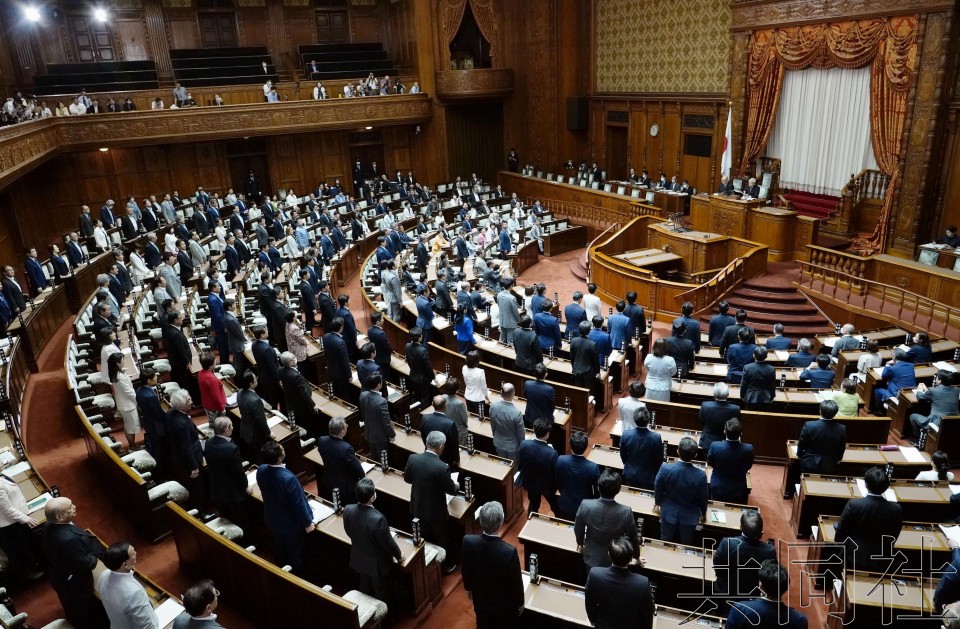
[0,476,32,527]
[93,226,110,252]
[915,470,955,482]
[462,366,488,403]
[857,352,883,374]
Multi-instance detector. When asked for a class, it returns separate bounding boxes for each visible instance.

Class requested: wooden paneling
[116,18,150,61]
[285,8,317,54]
[350,6,381,43]
[444,103,504,184]
[236,8,269,48]
[168,18,199,49]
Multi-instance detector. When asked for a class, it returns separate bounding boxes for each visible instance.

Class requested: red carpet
[784,190,840,221]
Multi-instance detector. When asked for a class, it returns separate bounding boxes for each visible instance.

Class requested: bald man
[42,497,108,628]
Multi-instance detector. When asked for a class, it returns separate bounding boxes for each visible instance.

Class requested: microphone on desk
[404,413,412,435]
[662,442,668,462]
[466,434,475,455]
[636,517,644,544]
[332,487,342,514]
[529,553,540,584]
[463,476,473,501]
[379,449,390,472]
[412,518,422,545]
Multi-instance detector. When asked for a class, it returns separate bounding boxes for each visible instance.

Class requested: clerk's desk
[791,476,957,538]
[517,513,717,608]
[387,425,523,522]
[246,471,440,615]
[780,441,933,497]
[645,223,731,277]
[586,443,753,493]
[811,515,954,570]
[827,571,938,629]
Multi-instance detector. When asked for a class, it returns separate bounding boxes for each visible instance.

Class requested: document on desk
[361,461,376,474]
[26,492,52,514]
[267,413,285,428]
[856,479,897,502]
[522,573,532,592]
[225,393,238,407]
[246,469,258,488]
[939,525,960,546]
[898,446,927,463]
[934,361,957,372]
[815,391,835,402]
[446,472,460,505]
[3,460,32,477]
[713,364,728,376]
[709,509,727,524]
[775,350,790,361]
[310,500,335,524]
[154,599,185,627]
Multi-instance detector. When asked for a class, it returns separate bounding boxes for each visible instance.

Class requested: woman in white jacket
[93,219,110,253]
[0,474,42,579]
[108,352,140,451]
[129,245,149,286]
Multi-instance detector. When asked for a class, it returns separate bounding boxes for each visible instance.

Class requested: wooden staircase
[698,277,834,338]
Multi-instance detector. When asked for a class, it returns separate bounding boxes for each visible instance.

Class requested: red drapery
[439,0,501,67]
[738,18,918,254]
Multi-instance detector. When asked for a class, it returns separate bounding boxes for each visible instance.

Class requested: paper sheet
[3,460,32,477]
[522,573,532,591]
[934,361,957,372]
[267,414,285,429]
[856,478,897,502]
[446,472,460,504]
[897,344,911,353]
[26,492,52,514]
[0,450,16,465]
[225,393,238,407]
[815,391,835,402]
[710,510,726,524]
[309,500,335,524]
[775,350,790,361]
[899,446,927,463]
[713,364,728,375]
[154,599,185,627]
[361,461,376,474]
[246,469,258,488]
[940,525,960,546]
[949,485,960,495]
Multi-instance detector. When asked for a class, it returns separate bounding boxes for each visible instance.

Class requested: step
[724,297,819,315]
[170,47,269,59]
[299,43,384,55]
[569,259,587,282]
[302,51,389,64]
[734,288,808,303]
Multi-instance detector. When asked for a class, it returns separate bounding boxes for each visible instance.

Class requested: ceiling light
[93,7,108,22]
[365,126,372,130]
[24,6,41,22]
[99,147,109,152]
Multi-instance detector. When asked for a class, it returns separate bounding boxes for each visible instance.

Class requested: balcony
[434,68,514,102]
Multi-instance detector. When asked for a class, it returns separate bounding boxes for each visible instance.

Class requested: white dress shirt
[0,476,32,527]
[462,366,489,403]
[96,570,160,629]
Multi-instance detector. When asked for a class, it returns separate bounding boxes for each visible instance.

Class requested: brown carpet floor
[15,249,884,627]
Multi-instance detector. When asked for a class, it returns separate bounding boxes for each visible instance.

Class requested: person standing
[523,363,555,428]
[42,496,108,629]
[654,437,709,544]
[323,317,352,401]
[420,396,461,468]
[497,279,520,344]
[96,542,160,629]
[619,406,663,490]
[644,338,677,402]
[461,501,524,628]
[513,315,542,376]
[359,373,396,462]
[570,320,601,409]
[712,511,776,603]
[167,389,205,508]
[489,383,525,459]
[257,441,315,574]
[575,470,639,570]
[726,560,808,629]
[699,382,739,451]
[555,431,601,521]
[834,466,904,571]
[405,327,435,410]
[515,418,558,515]
[317,417,365,504]
[343,478,403,601]
[796,400,847,475]
[707,419,754,505]
[584,536,654,629]
[404,431,459,572]
[205,417,251,538]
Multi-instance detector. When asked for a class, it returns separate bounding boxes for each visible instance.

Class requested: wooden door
[605,126,629,181]
[71,17,115,62]
[316,11,349,43]
[199,13,238,49]
[229,155,271,200]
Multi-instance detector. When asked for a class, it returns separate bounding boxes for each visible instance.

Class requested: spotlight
[93,7,108,22]
[99,147,109,152]
[24,6,41,22]
[365,126,372,130]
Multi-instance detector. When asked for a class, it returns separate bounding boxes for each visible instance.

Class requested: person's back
[619,421,662,489]
[726,560,807,629]
[707,420,754,504]
[654,437,708,543]
[797,402,847,474]
[584,536,653,629]
[834,466,904,570]
[713,513,776,599]
[461,502,524,627]
[555,433,600,520]
[574,470,638,568]
[699,387,739,450]
[489,394,524,459]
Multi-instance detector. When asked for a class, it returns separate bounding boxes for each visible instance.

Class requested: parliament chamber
[1,0,960,628]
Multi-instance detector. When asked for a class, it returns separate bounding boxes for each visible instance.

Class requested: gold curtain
[440,0,469,47]
[468,0,500,66]
[737,17,918,254]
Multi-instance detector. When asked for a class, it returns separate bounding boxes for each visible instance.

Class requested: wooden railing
[805,245,872,294]
[584,222,621,280]
[798,260,960,339]
[675,239,768,314]
[532,197,661,230]
[831,168,889,236]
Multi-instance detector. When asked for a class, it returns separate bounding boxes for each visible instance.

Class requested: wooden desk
[828,572,938,629]
[7,284,69,372]
[523,574,591,627]
[646,223,730,277]
[814,515,953,569]
[781,442,932,498]
[543,225,589,257]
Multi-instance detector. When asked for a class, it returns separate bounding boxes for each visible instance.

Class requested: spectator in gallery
[123,98,137,111]
[313,82,328,100]
[151,97,164,110]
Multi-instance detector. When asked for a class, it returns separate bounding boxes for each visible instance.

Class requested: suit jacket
[513,328,542,372]
[585,566,653,629]
[405,342,432,384]
[359,389,395,449]
[699,400,740,450]
[316,435,365,504]
[461,534,524,619]
[497,291,521,330]
[623,303,645,341]
[205,436,248,505]
[785,350,815,368]
[420,413,460,465]
[740,362,777,405]
[555,454,600,518]
[523,380,555,426]
[318,293,337,331]
[489,400,525,459]
[619,426,663,489]
[167,326,192,374]
[570,336,599,378]
[224,312,246,357]
[141,207,159,231]
[719,323,756,357]
[79,212,95,238]
[575,498,638,568]
[454,237,469,261]
[66,240,86,267]
[797,419,847,474]
[403,451,458,525]
[173,614,226,629]
[24,258,46,295]
[830,335,861,357]
[835,494,903,570]
[707,440,754,502]
[799,366,835,390]
[713,534,776,598]
[257,464,313,535]
[916,385,960,423]
[120,215,139,240]
[564,304,588,339]
[727,598,807,629]
[43,522,103,606]
[322,332,350,383]
[878,361,917,398]
[905,343,933,364]
[167,409,203,475]
[343,503,402,576]
[515,439,558,495]
[2,277,26,312]
[533,312,562,351]
[236,389,270,451]
[654,461,709,526]
[665,336,695,376]
[280,365,315,422]
[367,326,392,372]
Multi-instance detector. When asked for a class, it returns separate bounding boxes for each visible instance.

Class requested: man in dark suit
[555,431,601,521]
[619,406,663,490]
[666,320,696,378]
[236,371,271,463]
[343,478,403,601]
[167,389,205,508]
[323,317,352,401]
[513,316,542,375]
[575,470,639,569]
[2,266,27,314]
[717,176,736,195]
[141,201,160,231]
[585,536,653,629]
[654,437,709,544]
[799,353,836,390]
[834,466,904,571]
[317,280,338,333]
[135,368,167,467]
[221,299,247,376]
[785,338,816,368]
[453,228,470,264]
[42,496,108,629]
[317,417,365,504]
[100,199,116,227]
[257,441,315,574]
[708,300,736,347]
[250,325,281,408]
[405,327,434,410]
[367,312,393,383]
[360,374,396,461]
[79,206,95,239]
[204,417,251,539]
[726,560,808,629]
[765,323,793,350]
[523,363,555,428]
[462,501,524,628]
[719,309,755,358]
[515,418,559,515]
[279,352,316,428]
[570,320,601,407]
[725,327,757,384]
[173,580,224,628]
[623,291,646,341]
[66,233,86,268]
[404,430,459,572]
[24,248,46,296]
[166,311,196,399]
[414,235,430,275]
[672,301,701,351]
[740,347,777,410]
[796,400,846,475]
[563,292,588,339]
[712,511,776,603]
[420,395,461,467]
[707,419,754,505]
[699,382,740,451]
[120,208,139,240]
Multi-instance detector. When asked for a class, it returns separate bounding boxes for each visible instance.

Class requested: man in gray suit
[574,469,640,570]
[910,370,959,439]
[222,298,247,375]
[343,478,402,601]
[831,323,861,357]
[380,260,402,321]
[158,253,181,299]
[489,383,525,459]
[497,279,521,344]
[172,579,225,628]
[360,373,395,460]
[404,431,459,572]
